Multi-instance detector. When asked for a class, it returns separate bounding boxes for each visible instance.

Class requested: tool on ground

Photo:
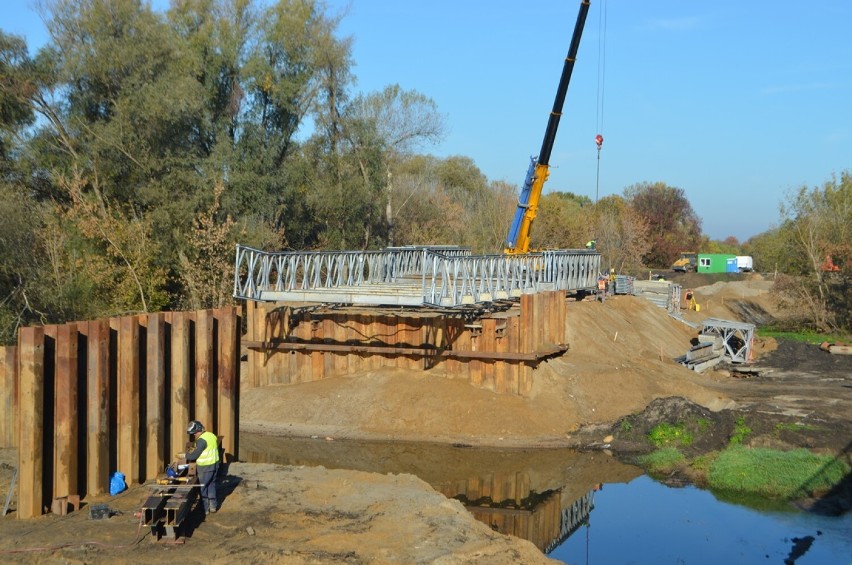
[141,455,199,542]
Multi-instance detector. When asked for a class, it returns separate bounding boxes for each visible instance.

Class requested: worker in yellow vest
[186,420,220,515]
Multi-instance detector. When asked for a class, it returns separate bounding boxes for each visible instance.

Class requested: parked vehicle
[736,256,754,272]
[672,252,697,272]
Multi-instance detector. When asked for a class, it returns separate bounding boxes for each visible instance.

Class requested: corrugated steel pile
[632,280,682,314]
[613,275,635,295]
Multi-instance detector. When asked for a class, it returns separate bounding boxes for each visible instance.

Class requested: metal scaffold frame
[699,317,756,363]
[233,245,601,308]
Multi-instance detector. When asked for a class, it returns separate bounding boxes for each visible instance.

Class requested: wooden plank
[332,314,347,375]
[216,307,238,463]
[244,301,256,389]
[118,316,140,485]
[171,312,191,459]
[268,306,288,385]
[321,315,335,378]
[18,326,45,519]
[311,315,324,382]
[195,309,215,429]
[0,346,17,448]
[469,323,483,388]
[481,319,496,391]
[54,323,78,499]
[453,318,470,381]
[519,294,534,396]
[145,313,166,481]
[506,315,520,395]
[385,315,399,370]
[86,319,110,496]
[494,320,508,394]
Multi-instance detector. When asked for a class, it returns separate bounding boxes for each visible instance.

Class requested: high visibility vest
[196,431,219,466]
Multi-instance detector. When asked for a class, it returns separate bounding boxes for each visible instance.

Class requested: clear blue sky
[6,1,852,242]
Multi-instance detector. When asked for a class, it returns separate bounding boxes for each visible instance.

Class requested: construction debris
[820,341,852,355]
[677,334,726,372]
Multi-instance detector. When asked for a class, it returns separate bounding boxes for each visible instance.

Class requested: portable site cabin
[696,254,738,274]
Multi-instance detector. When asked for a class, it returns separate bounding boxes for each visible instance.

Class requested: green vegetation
[757,328,851,345]
[640,447,685,474]
[619,419,633,432]
[648,423,693,447]
[708,447,850,499]
[774,422,819,434]
[729,416,752,446]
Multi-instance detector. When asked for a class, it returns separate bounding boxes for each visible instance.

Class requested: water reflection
[240,433,640,552]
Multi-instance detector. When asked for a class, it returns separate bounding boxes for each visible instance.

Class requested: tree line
[0,0,848,344]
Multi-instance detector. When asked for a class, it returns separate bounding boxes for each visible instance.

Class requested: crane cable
[594,0,608,204]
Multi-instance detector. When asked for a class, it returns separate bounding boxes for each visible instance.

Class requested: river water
[240,433,851,564]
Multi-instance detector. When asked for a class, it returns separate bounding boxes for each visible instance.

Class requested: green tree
[534,191,593,250]
[776,172,851,330]
[624,181,702,268]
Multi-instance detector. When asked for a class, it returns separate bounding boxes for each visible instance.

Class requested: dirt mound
[682,277,782,326]
[242,295,734,448]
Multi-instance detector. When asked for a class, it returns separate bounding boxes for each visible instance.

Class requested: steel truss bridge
[233,245,601,308]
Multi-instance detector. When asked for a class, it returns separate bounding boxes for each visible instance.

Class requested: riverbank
[1,280,849,563]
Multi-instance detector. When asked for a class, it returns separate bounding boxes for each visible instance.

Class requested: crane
[504,0,591,255]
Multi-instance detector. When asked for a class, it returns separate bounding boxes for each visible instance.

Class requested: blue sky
[5,1,852,242]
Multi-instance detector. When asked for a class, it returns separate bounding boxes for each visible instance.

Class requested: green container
[696,254,737,273]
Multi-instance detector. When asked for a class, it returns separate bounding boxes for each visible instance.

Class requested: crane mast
[504,0,590,254]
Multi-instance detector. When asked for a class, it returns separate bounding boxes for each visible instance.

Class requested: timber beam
[242,340,568,362]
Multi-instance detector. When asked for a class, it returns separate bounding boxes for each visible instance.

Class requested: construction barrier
[243,290,568,396]
[0,307,239,519]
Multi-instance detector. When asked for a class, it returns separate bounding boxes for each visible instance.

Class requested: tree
[0,32,35,164]
[533,191,594,250]
[344,85,446,247]
[624,181,702,268]
[591,195,650,274]
[775,171,851,331]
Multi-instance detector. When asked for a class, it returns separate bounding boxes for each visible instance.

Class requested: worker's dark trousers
[198,463,219,513]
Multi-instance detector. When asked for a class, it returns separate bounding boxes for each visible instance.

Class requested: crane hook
[595,134,604,150]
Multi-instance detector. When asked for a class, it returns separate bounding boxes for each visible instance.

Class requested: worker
[609,268,616,282]
[185,420,220,514]
[585,239,596,250]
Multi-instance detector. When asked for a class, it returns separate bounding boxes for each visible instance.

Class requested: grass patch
[708,446,850,499]
[774,422,819,434]
[757,328,851,345]
[729,416,751,446]
[691,452,717,473]
[648,423,693,447]
[619,419,633,433]
[640,447,685,474]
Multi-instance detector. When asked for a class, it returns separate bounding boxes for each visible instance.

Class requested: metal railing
[234,245,601,308]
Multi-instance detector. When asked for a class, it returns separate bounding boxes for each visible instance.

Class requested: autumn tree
[773,171,851,331]
[591,195,651,274]
[624,181,702,268]
[533,191,594,250]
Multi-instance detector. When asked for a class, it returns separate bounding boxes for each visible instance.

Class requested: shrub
[648,423,693,447]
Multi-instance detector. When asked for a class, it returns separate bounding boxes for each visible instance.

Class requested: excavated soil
[1,276,849,563]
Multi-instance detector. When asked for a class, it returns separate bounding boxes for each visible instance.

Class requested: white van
[736,256,754,272]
